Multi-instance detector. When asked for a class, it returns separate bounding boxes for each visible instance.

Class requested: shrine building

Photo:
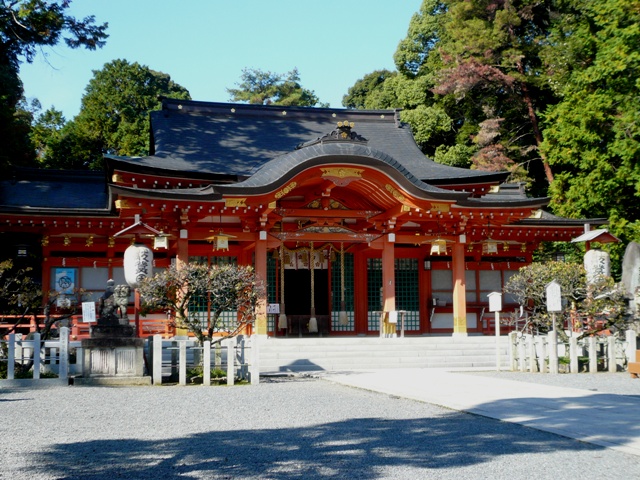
[0,98,603,338]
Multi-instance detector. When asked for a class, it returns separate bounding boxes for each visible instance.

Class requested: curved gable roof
[217,142,468,201]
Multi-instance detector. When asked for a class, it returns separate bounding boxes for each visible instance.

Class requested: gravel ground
[1,373,640,480]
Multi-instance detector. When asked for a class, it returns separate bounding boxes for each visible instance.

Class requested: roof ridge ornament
[297,121,368,149]
[325,121,367,143]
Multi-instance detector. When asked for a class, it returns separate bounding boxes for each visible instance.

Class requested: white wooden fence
[509,329,637,374]
[147,335,259,386]
[1,328,259,385]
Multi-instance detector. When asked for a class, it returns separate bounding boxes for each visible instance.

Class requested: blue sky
[19,1,422,120]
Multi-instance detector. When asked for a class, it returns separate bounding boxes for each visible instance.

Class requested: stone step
[257,336,509,373]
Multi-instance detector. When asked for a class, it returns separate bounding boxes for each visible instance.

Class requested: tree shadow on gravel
[30,411,606,479]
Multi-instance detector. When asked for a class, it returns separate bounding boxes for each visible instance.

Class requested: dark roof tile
[110,99,508,185]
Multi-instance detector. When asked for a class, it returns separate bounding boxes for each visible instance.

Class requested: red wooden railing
[0,313,175,340]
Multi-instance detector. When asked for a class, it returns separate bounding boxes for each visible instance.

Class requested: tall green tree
[0,0,107,170]
[342,70,399,109]
[45,59,191,169]
[30,105,65,162]
[426,0,557,185]
[345,0,556,188]
[228,67,325,107]
[540,0,640,247]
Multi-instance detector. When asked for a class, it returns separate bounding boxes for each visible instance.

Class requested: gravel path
[1,373,640,479]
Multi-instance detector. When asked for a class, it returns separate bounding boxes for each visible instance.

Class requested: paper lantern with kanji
[124,243,154,288]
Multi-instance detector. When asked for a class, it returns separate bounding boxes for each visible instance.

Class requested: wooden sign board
[267,303,280,314]
[488,292,502,312]
[82,301,96,323]
[546,280,562,312]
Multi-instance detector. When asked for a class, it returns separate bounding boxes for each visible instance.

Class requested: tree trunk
[517,64,554,184]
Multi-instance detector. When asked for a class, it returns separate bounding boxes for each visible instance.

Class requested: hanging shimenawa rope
[338,242,348,326]
[278,245,287,330]
[308,241,318,333]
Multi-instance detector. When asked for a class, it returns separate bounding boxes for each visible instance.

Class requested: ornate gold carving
[275,182,297,199]
[224,198,247,208]
[306,199,348,210]
[321,167,363,179]
[429,203,450,213]
[385,184,406,203]
[115,199,131,209]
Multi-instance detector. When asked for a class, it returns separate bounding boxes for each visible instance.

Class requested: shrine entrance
[283,269,330,335]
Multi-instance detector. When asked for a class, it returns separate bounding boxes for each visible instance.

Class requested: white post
[59,327,69,381]
[179,339,187,386]
[528,334,537,373]
[608,336,617,372]
[488,292,502,371]
[539,336,547,373]
[250,334,259,385]
[518,334,526,372]
[508,331,518,371]
[203,340,211,386]
[569,336,579,373]
[589,336,598,373]
[626,329,636,365]
[152,335,162,385]
[215,343,222,370]
[238,336,247,380]
[7,333,15,380]
[548,330,559,374]
[225,337,236,386]
[32,333,41,380]
[495,311,501,371]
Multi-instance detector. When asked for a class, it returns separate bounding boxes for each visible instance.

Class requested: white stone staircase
[257,335,510,373]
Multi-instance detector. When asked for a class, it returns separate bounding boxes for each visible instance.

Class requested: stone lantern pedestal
[74,282,151,386]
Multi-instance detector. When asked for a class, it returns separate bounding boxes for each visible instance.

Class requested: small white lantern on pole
[546,280,562,328]
[546,280,562,373]
[488,292,502,371]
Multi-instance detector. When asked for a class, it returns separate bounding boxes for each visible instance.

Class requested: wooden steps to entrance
[257,335,509,373]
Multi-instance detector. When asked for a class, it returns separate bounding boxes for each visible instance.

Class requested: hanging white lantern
[153,235,168,250]
[124,243,154,288]
[482,240,499,254]
[430,239,447,255]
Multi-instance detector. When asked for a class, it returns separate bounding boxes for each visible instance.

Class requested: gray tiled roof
[217,142,468,200]
[0,168,111,213]
[108,99,509,185]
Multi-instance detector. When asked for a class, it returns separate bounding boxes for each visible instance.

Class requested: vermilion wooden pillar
[381,234,396,337]
[353,250,368,334]
[254,231,268,335]
[452,240,467,336]
[176,232,189,270]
